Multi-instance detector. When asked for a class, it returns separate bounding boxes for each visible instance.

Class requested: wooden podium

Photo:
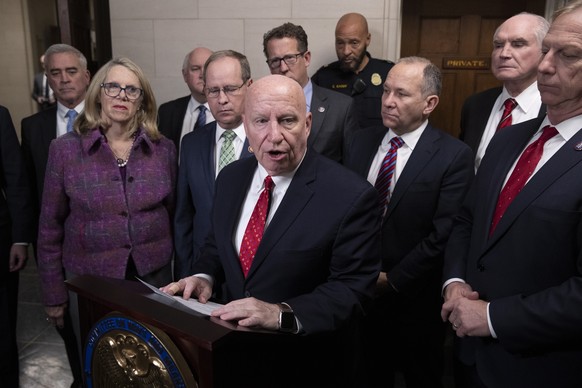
[66,275,313,388]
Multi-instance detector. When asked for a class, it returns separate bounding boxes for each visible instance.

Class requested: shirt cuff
[194,273,214,287]
[487,302,497,338]
[13,242,29,246]
[442,277,465,295]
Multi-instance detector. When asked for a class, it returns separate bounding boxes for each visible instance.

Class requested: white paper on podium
[136,277,223,316]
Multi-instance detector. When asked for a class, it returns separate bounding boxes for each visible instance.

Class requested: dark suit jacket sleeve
[0,106,34,243]
[289,181,381,334]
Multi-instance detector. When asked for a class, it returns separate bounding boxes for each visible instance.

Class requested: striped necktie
[375,136,404,211]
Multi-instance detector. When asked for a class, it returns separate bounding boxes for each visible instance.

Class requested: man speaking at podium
[162,74,381,387]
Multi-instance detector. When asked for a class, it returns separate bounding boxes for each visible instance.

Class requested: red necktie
[374,136,404,210]
[489,125,558,235]
[239,176,274,277]
[497,98,518,131]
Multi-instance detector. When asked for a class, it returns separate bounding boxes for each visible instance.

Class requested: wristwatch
[277,303,296,333]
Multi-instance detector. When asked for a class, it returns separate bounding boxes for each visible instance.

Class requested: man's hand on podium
[160,276,213,303]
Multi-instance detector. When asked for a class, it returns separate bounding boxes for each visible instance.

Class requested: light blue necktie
[66,109,78,133]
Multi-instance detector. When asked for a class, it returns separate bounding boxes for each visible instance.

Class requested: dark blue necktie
[194,105,207,129]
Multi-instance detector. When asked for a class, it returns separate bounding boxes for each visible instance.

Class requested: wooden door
[401,0,546,137]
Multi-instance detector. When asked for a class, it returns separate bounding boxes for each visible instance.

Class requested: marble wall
[109,0,402,105]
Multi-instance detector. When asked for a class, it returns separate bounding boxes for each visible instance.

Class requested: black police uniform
[312,52,394,129]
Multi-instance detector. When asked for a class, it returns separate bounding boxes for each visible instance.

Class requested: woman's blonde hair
[75,57,160,140]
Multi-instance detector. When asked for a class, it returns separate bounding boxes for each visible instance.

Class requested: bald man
[162,74,381,387]
[312,12,394,128]
[158,47,214,154]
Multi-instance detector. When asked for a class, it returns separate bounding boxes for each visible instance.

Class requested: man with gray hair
[21,43,90,388]
[158,47,214,154]
[345,56,474,387]
[459,13,549,171]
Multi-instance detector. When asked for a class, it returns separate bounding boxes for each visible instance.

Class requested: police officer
[312,12,394,129]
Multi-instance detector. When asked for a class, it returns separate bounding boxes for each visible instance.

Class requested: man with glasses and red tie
[173,50,254,280]
[441,3,582,387]
[262,22,359,164]
[459,13,549,171]
[162,74,381,387]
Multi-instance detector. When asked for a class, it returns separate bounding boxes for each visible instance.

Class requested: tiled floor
[17,257,73,388]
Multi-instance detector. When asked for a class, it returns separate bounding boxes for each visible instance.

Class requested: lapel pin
[318,106,325,113]
[575,141,582,151]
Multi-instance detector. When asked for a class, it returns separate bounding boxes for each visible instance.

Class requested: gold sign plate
[442,57,490,70]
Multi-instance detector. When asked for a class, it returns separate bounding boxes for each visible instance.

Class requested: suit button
[120,211,128,217]
[124,244,131,249]
[244,291,251,297]
[478,264,485,272]
[127,176,134,183]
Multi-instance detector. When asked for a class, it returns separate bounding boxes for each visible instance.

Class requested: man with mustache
[312,12,394,129]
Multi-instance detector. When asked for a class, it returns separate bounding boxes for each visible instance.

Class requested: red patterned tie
[239,176,274,277]
[375,136,404,210]
[497,98,518,131]
[489,125,558,235]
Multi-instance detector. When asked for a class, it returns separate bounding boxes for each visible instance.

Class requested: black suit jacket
[444,116,582,387]
[309,84,359,164]
[157,95,190,154]
[173,122,253,279]
[0,106,34,266]
[459,86,546,154]
[192,150,381,386]
[21,107,58,226]
[346,124,474,295]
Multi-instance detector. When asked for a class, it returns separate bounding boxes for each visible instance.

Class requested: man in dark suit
[174,50,253,280]
[157,47,213,155]
[345,57,474,387]
[0,105,34,388]
[31,54,56,111]
[262,22,359,164]
[21,43,90,388]
[441,3,582,387]
[459,13,549,171]
[163,74,381,387]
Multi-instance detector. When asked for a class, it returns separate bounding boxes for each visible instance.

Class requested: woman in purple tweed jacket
[37,57,177,329]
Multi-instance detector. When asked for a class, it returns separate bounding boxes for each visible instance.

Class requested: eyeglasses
[205,83,246,98]
[100,82,144,100]
[266,52,306,69]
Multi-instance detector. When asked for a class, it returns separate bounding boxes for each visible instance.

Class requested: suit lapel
[245,151,317,279]
[385,125,439,218]
[308,85,326,147]
[200,123,217,192]
[488,127,582,244]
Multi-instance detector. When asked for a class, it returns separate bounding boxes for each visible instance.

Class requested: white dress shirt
[474,82,543,171]
[366,120,428,198]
